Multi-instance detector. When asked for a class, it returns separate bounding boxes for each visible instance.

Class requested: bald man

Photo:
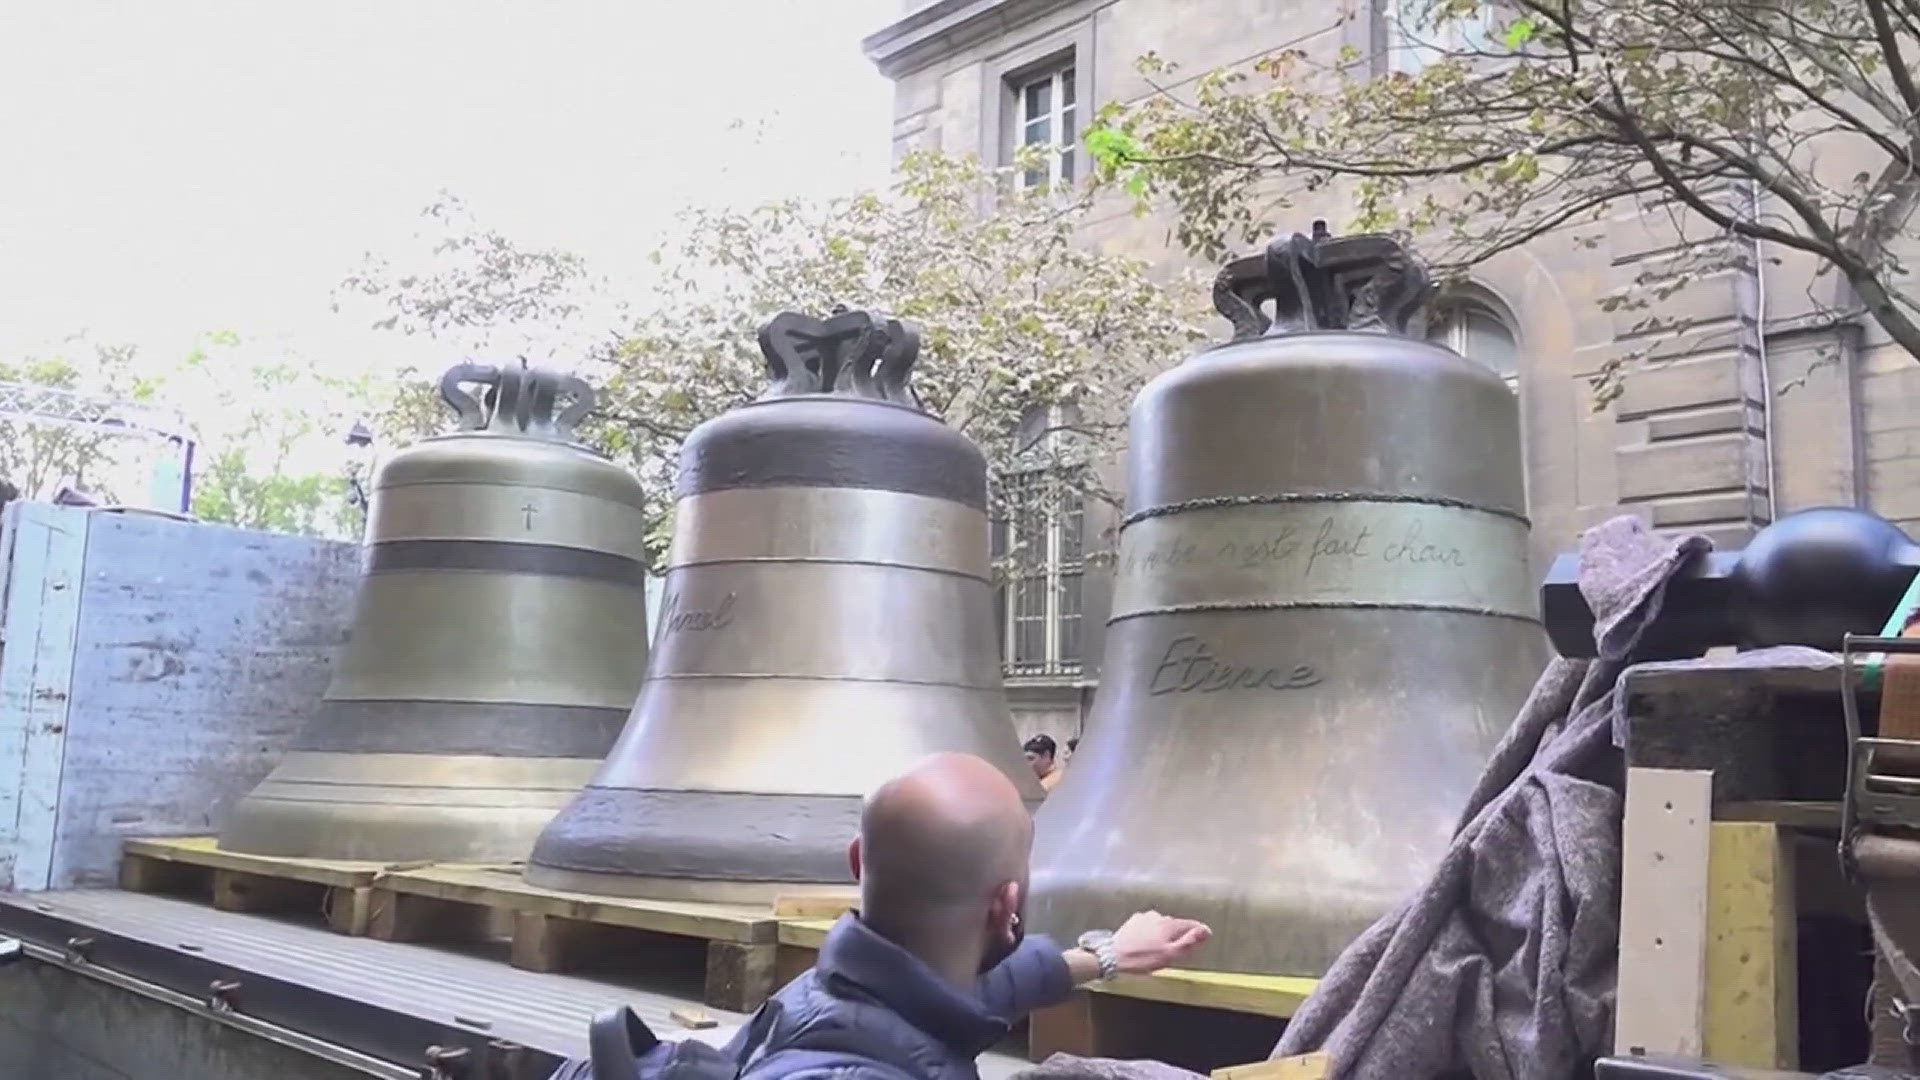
[728,753,1210,1080]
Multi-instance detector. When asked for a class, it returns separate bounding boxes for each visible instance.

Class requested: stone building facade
[861,0,1920,744]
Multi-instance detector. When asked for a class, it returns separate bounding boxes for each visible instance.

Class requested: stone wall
[863,0,1920,573]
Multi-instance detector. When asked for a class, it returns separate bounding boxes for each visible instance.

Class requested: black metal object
[673,305,988,508]
[1211,220,1435,339]
[757,306,919,403]
[1544,507,1920,659]
[0,899,563,1079]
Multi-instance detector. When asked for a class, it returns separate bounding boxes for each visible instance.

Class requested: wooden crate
[777,917,1316,1070]
[369,865,792,1012]
[118,836,386,935]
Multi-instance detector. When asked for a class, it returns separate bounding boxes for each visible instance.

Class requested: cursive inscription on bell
[1121,514,1467,577]
[1379,519,1466,567]
[1305,517,1370,575]
[1109,501,1534,622]
[1146,635,1321,695]
[661,590,737,634]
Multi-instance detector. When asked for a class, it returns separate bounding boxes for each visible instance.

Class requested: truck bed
[0,889,1032,1079]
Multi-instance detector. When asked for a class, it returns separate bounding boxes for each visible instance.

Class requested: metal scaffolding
[0,381,196,512]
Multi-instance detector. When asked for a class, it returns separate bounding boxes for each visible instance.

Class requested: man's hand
[1110,910,1211,975]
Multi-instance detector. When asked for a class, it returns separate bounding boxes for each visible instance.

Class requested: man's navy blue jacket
[732,913,1075,1080]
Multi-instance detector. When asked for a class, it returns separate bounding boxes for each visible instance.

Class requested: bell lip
[521,865,856,905]
[216,794,574,864]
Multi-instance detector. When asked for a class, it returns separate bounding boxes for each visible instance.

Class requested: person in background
[736,753,1210,1079]
[1023,734,1064,794]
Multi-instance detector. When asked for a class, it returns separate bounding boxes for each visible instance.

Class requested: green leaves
[1069,0,1920,370]
[346,153,1210,566]
[1084,125,1141,172]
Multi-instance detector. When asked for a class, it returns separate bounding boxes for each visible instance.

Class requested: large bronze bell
[220,363,650,862]
[1029,227,1546,976]
[527,307,1041,901]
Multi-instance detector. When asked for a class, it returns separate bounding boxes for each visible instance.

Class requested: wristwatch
[1076,930,1119,981]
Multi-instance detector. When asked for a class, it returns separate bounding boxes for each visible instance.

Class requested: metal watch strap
[1077,930,1118,981]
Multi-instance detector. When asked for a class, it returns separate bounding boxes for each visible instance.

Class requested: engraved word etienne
[1123,515,1469,577]
[1147,635,1321,695]
[660,590,737,634]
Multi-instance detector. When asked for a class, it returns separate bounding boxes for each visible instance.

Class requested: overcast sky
[0,1,897,376]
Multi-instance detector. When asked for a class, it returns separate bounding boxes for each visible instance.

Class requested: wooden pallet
[368,865,856,1012]
[776,917,1318,1070]
[118,837,859,1013]
[119,836,387,935]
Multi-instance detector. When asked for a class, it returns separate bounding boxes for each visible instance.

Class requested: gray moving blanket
[1268,514,1709,1078]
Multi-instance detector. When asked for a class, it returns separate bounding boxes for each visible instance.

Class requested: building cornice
[861,0,1083,79]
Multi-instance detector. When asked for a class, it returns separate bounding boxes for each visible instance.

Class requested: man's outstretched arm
[976,911,1213,1021]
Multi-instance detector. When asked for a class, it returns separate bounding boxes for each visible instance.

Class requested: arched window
[1427,299,1520,389]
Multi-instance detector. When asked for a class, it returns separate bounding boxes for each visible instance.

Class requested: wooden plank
[1087,969,1317,1020]
[326,885,374,936]
[777,919,833,950]
[771,893,857,919]
[777,917,1314,1021]
[122,836,384,889]
[669,1008,717,1030]
[0,504,89,892]
[509,911,581,972]
[367,889,487,944]
[1624,653,1841,703]
[377,865,775,942]
[774,944,814,987]
[1212,1053,1331,1080]
[703,940,778,1012]
[211,867,323,919]
[1030,992,1101,1061]
[116,851,205,895]
[1704,822,1798,1070]
[1716,802,1841,830]
[1616,767,1714,1058]
[1621,653,1844,807]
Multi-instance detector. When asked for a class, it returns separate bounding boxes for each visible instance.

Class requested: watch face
[1077,930,1113,950]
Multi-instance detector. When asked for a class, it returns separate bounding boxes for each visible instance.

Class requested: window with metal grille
[989,405,1085,678]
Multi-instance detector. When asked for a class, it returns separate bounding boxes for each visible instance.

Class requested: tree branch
[1865,0,1920,121]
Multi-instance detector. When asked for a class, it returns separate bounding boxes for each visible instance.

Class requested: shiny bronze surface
[1029,227,1547,976]
[219,363,650,862]
[527,307,1040,900]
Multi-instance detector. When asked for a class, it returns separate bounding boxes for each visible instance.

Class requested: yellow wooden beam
[1210,1052,1329,1080]
[1088,968,1318,1020]
[1703,821,1798,1070]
